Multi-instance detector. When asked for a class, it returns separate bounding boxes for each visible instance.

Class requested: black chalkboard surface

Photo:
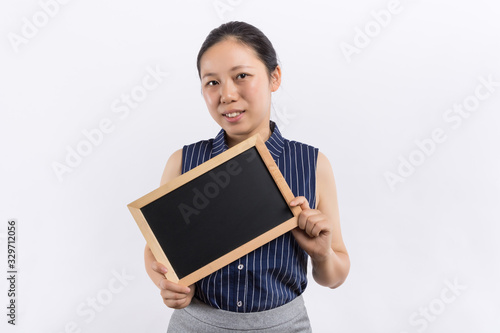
[128,134,301,286]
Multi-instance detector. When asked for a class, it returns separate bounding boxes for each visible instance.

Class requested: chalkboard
[127,134,301,286]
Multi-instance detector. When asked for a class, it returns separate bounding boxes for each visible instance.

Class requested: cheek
[203,90,218,109]
[246,80,264,100]
[246,79,271,105]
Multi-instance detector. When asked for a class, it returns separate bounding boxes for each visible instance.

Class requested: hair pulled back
[196,21,279,79]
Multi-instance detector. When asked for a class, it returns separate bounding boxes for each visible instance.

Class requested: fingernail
[161,267,168,273]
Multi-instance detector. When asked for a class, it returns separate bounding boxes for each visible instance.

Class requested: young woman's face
[199,38,280,142]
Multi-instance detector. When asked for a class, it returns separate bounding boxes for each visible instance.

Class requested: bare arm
[143,149,196,308]
[290,151,350,288]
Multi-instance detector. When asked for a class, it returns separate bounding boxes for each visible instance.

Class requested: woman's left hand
[289,196,334,262]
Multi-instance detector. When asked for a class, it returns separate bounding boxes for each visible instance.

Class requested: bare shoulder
[315,151,337,208]
[317,151,333,175]
[316,151,348,257]
[160,148,183,186]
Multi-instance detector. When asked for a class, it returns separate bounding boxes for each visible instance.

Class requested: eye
[237,73,248,79]
[206,80,219,86]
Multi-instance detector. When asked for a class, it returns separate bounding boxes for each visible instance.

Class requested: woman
[144,21,350,332]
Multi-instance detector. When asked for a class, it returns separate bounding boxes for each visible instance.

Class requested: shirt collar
[211,120,285,161]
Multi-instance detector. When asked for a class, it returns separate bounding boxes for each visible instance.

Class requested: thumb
[291,227,310,243]
[290,196,310,211]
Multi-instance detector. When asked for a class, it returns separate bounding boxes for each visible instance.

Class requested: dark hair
[196,21,279,79]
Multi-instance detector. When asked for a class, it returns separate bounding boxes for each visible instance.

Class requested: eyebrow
[202,65,255,80]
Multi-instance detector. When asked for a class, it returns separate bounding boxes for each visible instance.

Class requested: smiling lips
[222,110,245,122]
[223,110,244,118]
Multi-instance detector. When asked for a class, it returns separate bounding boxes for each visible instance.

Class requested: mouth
[222,110,245,118]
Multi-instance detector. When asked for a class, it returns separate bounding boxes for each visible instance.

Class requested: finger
[292,226,306,238]
[291,227,310,246]
[304,214,326,237]
[305,220,317,237]
[159,279,191,294]
[157,277,165,289]
[289,196,310,210]
[310,219,331,238]
[297,209,321,230]
[161,289,189,301]
[309,214,332,237]
[164,297,189,309]
[152,261,168,275]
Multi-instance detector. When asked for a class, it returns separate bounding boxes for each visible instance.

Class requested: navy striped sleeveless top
[181,121,319,312]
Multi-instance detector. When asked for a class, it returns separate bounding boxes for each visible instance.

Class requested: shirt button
[237,264,244,270]
[237,301,243,307]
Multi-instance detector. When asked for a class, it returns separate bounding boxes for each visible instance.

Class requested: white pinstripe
[182,121,318,312]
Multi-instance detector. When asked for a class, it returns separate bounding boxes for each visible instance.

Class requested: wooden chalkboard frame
[127,133,301,286]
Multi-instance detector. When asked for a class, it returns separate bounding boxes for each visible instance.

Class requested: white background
[1,0,499,332]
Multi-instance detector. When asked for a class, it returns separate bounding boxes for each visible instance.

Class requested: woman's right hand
[144,150,194,309]
[151,260,195,309]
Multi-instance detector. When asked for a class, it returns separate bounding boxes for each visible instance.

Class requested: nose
[220,80,238,104]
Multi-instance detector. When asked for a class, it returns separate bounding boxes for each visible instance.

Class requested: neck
[226,121,272,148]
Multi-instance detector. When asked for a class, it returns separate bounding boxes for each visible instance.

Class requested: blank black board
[140,147,294,279]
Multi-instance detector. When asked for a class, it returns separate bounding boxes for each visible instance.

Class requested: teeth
[225,111,242,118]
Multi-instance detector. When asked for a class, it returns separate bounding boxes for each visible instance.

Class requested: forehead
[199,39,264,75]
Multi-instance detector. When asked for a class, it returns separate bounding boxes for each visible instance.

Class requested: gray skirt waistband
[167,294,312,332]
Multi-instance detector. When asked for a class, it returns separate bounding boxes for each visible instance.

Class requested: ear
[270,65,282,92]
